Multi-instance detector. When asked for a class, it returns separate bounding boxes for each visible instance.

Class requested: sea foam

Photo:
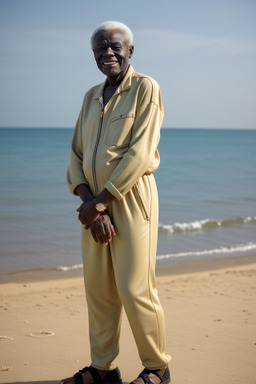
[57,263,83,272]
[157,242,256,260]
[158,216,256,234]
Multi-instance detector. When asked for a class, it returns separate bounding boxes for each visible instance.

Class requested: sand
[0,254,255,384]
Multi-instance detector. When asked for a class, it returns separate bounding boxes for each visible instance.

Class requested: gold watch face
[95,203,106,212]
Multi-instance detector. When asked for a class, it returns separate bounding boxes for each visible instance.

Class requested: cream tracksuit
[67,66,171,371]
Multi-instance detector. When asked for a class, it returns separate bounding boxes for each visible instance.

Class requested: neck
[107,65,130,87]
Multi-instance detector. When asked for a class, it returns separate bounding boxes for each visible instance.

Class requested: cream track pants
[81,174,171,370]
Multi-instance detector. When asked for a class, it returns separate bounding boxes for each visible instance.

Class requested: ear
[129,45,134,59]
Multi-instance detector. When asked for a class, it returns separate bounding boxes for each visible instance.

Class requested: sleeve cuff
[104,180,124,200]
[68,181,88,196]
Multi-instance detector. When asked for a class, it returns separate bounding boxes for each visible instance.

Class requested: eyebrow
[96,41,122,46]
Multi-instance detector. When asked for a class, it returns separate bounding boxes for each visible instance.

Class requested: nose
[103,46,114,56]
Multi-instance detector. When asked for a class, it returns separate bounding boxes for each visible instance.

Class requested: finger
[104,224,113,242]
[93,226,109,245]
[99,215,115,242]
[78,213,85,225]
[90,227,98,242]
[76,204,83,212]
[97,220,111,245]
[106,223,117,242]
[111,224,116,237]
[96,225,107,244]
[84,219,90,228]
[78,214,83,224]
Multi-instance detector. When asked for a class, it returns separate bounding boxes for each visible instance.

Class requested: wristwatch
[94,201,107,212]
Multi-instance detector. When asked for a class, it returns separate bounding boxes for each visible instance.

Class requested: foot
[59,366,110,384]
[131,367,170,384]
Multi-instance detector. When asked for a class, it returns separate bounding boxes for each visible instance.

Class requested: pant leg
[109,174,171,369]
[81,230,122,370]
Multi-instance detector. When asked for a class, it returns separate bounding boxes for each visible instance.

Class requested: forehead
[93,29,128,47]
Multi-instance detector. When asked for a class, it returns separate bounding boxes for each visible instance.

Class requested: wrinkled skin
[92,28,134,86]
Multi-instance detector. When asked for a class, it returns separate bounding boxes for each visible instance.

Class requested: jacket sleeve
[67,102,88,195]
[104,78,164,200]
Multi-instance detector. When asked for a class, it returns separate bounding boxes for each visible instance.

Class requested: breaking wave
[158,216,256,235]
[55,243,256,272]
[157,242,256,260]
[57,263,83,272]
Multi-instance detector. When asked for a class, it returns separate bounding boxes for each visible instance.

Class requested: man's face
[92,29,134,83]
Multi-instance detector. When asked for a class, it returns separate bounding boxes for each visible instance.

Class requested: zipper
[134,183,150,221]
[92,103,104,195]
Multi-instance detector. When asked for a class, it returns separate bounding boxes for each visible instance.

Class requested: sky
[0,0,256,129]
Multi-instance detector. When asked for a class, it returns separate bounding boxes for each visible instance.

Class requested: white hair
[90,21,133,48]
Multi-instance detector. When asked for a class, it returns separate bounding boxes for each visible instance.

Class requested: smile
[103,61,118,65]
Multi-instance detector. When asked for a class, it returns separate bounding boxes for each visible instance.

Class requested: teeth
[104,61,117,65]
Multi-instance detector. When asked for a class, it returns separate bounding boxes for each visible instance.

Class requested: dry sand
[0,254,255,384]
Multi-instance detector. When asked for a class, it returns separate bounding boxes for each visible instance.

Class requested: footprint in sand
[26,331,55,337]
[0,336,14,340]
[0,366,12,371]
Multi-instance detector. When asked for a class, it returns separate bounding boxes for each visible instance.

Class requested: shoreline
[0,252,255,383]
[0,253,255,284]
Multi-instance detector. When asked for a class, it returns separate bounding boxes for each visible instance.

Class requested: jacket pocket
[106,113,134,147]
[133,183,150,221]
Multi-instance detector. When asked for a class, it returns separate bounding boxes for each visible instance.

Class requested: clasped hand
[77,201,116,245]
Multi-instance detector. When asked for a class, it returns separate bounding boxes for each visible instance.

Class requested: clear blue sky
[0,0,255,128]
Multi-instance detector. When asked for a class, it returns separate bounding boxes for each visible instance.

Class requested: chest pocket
[106,113,134,147]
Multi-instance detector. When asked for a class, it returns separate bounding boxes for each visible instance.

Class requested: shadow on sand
[6,382,130,384]
[4,381,59,384]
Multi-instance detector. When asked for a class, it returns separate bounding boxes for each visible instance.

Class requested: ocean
[0,128,255,275]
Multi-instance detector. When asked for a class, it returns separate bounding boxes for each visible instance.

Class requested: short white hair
[90,21,133,48]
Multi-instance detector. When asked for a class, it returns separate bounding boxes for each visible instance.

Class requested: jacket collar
[94,65,135,100]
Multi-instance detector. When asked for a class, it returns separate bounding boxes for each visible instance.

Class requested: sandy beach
[0,254,255,384]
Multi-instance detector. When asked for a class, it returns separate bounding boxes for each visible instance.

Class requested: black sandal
[131,367,170,384]
[74,366,122,384]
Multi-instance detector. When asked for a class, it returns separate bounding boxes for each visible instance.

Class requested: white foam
[157,242,256,260]
[57,263,83,272]
[159,216,256,234]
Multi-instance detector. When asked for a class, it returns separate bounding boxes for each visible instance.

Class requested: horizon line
[1,126,256,131]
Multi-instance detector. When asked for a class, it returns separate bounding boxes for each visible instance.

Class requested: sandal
[74,366,122,384]
[130,367,170,384]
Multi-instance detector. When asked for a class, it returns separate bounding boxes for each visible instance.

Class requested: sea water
[0,128,255,274]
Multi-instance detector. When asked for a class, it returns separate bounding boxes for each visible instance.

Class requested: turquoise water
[0,128,255,274]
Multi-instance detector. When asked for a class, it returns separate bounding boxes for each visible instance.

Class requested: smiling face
[92,29,134,86]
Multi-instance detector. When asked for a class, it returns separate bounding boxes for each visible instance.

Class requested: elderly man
[60,21,171,384]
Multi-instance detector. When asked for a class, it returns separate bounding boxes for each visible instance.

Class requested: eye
[94,45,104,52]
[112,45,122,51]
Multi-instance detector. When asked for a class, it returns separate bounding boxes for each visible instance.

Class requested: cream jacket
[67,65,164,200]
